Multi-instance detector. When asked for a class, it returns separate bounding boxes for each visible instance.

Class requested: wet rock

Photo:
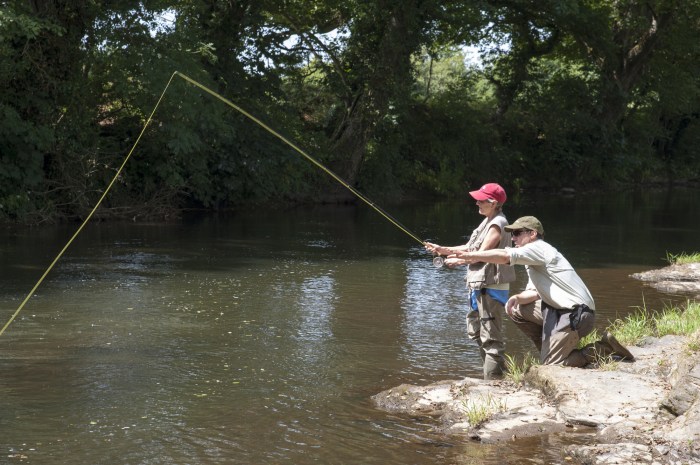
[567,443,654,465]
[631,263,700,298]
[372,381,462,416]
[371,377,565,442]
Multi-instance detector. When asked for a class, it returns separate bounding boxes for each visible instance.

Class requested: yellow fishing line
[0,71,425,336]
[0,72,179,337]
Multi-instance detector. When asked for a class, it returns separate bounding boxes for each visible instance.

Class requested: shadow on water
[0,188,698,464]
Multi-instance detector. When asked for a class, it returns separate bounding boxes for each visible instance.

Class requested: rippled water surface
[1,189,698,464]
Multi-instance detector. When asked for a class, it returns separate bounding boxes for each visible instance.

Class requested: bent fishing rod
[174,72,452,267]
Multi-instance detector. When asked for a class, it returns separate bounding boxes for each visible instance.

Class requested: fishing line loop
[0,72,178,337]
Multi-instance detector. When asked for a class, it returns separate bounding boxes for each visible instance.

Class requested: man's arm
[453,249,511,265]
[505,289,540,316]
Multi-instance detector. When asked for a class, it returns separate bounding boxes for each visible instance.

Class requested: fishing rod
[0,71,438,337]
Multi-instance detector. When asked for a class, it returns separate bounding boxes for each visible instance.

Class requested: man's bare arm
[453,249,511,264]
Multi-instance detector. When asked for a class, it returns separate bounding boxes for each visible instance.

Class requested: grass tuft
[665,251,700,265]
[608,307,655,346]
[685,331,700,353]
[587,349,618,371]
[607,301,700,346]
[460,393,508,427]
[504,352,539,385]
[578,328,600,349]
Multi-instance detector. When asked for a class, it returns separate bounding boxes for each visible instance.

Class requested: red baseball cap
[469,183,507,204]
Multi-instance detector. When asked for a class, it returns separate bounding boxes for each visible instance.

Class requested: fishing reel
[432,255,446,268]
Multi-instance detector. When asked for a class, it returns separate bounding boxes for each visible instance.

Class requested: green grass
[460,393,508,426]
[575,328,620,369]
[504,352,539,385]
[505,301,700,375]
[666,251,700,265]
[655,303,700,336]
[608,300,700,347]
[578,328,600,348]
[607,309,655,345]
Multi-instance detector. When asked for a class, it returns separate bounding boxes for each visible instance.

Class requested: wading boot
[582,332,635,364]
[483,356,504,380]
[601,331,635,361]
[582,341,611,364]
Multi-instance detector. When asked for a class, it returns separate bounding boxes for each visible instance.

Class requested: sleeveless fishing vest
[464,213,516,290]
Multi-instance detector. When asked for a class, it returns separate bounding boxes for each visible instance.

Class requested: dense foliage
[1,0,699,222]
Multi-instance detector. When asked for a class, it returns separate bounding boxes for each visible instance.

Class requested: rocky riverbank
[631,262,700,300]
[372,264,700,465]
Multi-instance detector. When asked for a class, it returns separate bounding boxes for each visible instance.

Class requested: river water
[1,188,698,464]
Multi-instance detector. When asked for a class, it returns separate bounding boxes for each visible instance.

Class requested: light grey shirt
[507,239,595,310]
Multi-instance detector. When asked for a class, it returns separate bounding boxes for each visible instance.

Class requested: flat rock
[525,365,666,427]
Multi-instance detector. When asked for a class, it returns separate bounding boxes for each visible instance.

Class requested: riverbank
[631,262,700,300]
[373,333,699,464]
[372,264,700,465]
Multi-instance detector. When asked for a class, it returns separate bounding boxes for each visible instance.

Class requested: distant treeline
[2,1,699,222]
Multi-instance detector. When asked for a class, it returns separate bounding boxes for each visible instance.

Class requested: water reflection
[401,249,482,379]
[1,189,699,464]
[293,273,336,342]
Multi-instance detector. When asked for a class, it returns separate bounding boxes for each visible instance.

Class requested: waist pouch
[564,304,594,330]
[544,302,594,331]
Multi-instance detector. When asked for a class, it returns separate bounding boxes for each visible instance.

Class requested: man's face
[510,229,536,247]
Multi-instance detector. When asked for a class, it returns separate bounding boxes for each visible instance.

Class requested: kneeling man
[454,216,633,366]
